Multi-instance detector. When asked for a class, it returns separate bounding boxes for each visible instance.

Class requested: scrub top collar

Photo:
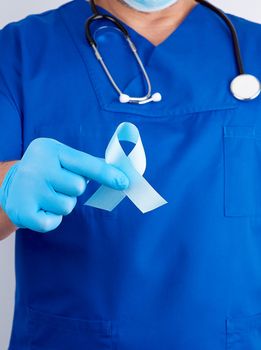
[59,0,238,118]
[84,0,201,51]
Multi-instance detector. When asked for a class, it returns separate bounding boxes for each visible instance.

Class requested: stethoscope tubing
[195,0,244,75]
[85,0,261,103]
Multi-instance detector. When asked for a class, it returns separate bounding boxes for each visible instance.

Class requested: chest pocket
[223,125,261,217]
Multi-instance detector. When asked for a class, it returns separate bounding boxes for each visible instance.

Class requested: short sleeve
[0,22,23,161]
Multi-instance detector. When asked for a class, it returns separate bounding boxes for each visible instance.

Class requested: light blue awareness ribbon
[85,122,168,213]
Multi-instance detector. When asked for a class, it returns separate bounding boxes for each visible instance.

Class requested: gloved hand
[0,138,129,233]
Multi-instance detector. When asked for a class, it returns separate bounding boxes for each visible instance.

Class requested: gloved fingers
[9,205,63,233]
[51,168,87,197]
[58,144,129,190]
[40,190,77,217]
[30,211,63,233]
[6,194,65,232]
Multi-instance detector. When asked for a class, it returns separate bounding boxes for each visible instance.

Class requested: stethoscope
[85,0,261,104]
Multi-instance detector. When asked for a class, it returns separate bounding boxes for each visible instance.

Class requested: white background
[0,1,260,349]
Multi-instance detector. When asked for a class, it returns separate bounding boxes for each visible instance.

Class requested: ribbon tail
[85,185,126,211]
[124,175,167,213]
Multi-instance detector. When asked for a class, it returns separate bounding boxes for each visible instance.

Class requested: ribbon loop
[85,122,167,213]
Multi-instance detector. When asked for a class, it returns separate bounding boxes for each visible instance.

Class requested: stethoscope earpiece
[119,94,131,103]
[119,92,162,104]
[230,74,261,101]
[151,92,162,102]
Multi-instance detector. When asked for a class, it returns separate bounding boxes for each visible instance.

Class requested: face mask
[123,0,178,12]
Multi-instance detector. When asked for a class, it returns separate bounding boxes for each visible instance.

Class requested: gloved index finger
[58,143,129,190]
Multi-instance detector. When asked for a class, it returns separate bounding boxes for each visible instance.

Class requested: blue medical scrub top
[1,1,261,349]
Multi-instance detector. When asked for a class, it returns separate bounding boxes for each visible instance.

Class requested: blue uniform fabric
[1,0,261,349]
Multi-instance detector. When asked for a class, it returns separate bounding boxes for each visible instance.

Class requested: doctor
[0,0,261,349]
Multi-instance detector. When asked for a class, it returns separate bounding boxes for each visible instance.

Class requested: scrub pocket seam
[223,125,260,217]
[27,307,112,335]
[226,311,261,350]
[27,307,113,350]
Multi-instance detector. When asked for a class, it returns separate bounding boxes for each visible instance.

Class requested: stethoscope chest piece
[230,74,261,101]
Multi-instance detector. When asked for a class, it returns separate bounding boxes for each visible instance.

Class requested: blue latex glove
[0,138,129,233]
